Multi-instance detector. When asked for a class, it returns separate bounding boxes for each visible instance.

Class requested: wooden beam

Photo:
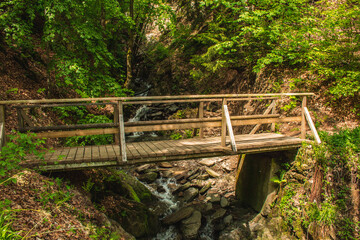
[16,108,24,129]
[301,96,307,139]
[221,98,227,147]
[271,100,276,132]
[223,105,237,152]
[15,102,117,109]
[19,109,34,127]
[250,100,276,134]
[199,101,204,138]
[113,105,119,144]
[0,105,5,150]
[31,116,302,139]
[0,93,316,105]
[304,107,321,144]
[118,101,127,162]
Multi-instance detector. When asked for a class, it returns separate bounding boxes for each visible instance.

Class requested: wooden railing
[0,93,320,159]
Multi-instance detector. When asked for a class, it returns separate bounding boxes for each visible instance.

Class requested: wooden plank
[132,142,150,158]
[250,100,276,134]
[83,146,92,162]
[65,147,78,163]
[19,123,117,132]
[15,102,116,109]
[99,145,109,161]
[138,141,159,157]
[301,96,307,139]
[0,93,316,105]
[170,139,197,155]
[105,145,117,161]
[304,107,321,144]
[156,140,182,156]
[126,143,142,158]
[92,145,100,161]
[271,100,276,132]
[118,101,127,162]
[75,146,85,163]
[145,141,167,156]
[16,108,24,129]
[221,98,227,147]
[223,105,237,152]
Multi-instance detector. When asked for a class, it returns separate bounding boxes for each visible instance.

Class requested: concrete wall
[235,150,298,212]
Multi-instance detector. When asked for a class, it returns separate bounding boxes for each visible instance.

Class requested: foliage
[278,127,360,239]
[0,210,21,239]
[0,131,46,177]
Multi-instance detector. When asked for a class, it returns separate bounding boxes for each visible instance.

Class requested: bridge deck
[23,133,303,171]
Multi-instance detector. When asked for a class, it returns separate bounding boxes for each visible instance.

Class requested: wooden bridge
[0,93,321,171]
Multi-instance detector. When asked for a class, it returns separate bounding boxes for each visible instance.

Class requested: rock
[205,168,221,178]
[223,215,233,225]
[108,219,136,240]
[260,191,277,217]
[186,168,199,179]
[207,193,221,203]
[161,170,172,178]
[180,210,202,239]
[159,162,172,168]
[219,228,246,240]
[199,158,217,167]
[197,173,210,180]
[188,172,200,180]
[101,195,159,238]
[144,168,159,173]
[199,182,212,194]
[184,187,199,202]
[135,164,152,173]
[138,171,158,183]
[220,197,229,208]
[173,182,191,194]
[162,207,195,225]
[169,104,179,112]
[205,202,213,212]
[211,208,227,221]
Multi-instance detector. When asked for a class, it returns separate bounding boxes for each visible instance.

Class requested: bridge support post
[117,101,127,162]
[114,105,120,144]
[271,99,276,132]
[221,98,227,147]
[235,150,297,212]
[0,105,5,151]
[199,101,204,138]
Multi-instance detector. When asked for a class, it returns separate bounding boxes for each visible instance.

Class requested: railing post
[0,105,6,151]
[117,101,127,162]
[199,101,204,138]
[271,99,276,132]
[16,108,24,129]
[113,104,120,144]
[301,96,307,139]
[221,98,227,147]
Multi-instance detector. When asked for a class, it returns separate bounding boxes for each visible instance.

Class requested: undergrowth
[277,127,360,239]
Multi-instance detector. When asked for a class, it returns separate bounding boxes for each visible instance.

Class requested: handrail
[304,107,322,144]
[0,93,315,105]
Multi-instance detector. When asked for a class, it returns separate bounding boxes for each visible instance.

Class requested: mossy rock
[101,195,159,238]
[90,169,155,204]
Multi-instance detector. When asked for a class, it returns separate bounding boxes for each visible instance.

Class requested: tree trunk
[125,0,134,89]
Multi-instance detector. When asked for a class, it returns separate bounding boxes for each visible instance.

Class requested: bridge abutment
[235,150,298,212]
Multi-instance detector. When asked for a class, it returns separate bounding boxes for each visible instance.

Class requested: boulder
[205,168,221,178]
[159,162,173,168]
[101,195,159,238]
[211,208,227,221]
[138,171,158,183]
[199,158,217,167]
[220,197,229,208]
[184,187,199,202]
[135,164,152,173]
[162,207,195,225]
[180,210,202,239]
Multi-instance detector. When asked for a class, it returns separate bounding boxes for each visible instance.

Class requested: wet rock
[135,164,152,173]
[199,182,212,195]
[108,218,136,240]
[223,215,233,225]
[207,193,221,203]
[205,168,221,178]
[197,173,210,180]
[180,210,202,239]
[186,168,200,179]
[211,208,227,221]
[184,187,199,202]
[159,162,172,168]
[199,158,217,167]
[220,197,229,208]
[260,191,277,217]
[173,182,191,194]
[138,171,158,183]
[161,170,173,178]
[162,207,195,225]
